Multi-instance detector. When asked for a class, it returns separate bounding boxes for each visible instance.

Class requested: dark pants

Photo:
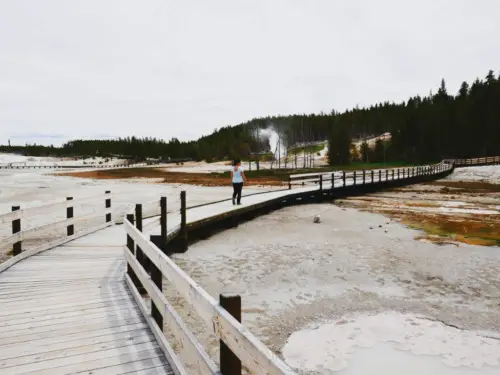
[232,183,243,204]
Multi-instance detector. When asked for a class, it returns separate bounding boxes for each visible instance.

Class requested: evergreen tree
[373,139,385,162]
[328,124,351,165]
[360,141,370,162]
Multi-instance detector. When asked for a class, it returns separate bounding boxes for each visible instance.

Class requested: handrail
[0,191,113,272]
[288,160,457,188]
[0,193,113,224]
[3,210,112,246]
[124,217,296,375]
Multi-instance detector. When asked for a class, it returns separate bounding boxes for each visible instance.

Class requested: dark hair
[233,159,241,166]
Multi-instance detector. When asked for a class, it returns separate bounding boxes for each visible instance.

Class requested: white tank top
[232,166,244,183]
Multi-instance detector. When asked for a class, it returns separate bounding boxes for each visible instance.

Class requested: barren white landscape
[1,153,499,374]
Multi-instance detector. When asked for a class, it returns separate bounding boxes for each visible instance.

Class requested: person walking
[231,159,247,205]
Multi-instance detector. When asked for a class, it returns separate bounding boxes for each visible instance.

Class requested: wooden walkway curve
[0,156,498,375]
[0,226,175,375]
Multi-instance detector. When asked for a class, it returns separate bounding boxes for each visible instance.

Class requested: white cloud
[1,0,499,145]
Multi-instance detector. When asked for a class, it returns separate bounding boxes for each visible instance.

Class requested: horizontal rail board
[2,209,113,246]
[0,193,112,224]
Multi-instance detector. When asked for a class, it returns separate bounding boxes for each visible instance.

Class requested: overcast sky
[1,0,499,146]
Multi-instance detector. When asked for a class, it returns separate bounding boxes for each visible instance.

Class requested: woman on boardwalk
[231,159,247,205]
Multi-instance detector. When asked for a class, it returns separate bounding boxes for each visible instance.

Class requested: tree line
[2,70,499,165]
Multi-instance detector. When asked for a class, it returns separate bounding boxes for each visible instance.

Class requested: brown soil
[58,168,285,187]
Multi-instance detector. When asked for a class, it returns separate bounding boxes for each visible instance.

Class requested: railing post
[362,170,366,184]
[398,169,400,179]
[160,196,167,245]
[342,171,346,187]
[66,197,74,236]
[288,176,291,190]
[385,170,388,181]
[331,173,334,191]
[379,170,382,182]
[220,294,242,375]
[105,190,112,223]
[135,204,147,294]
[12,206,21,256]
[180,191,188,251]
[371,170,374,183]
[135,203,143,232]
[353,171,357,186]
[319,174,323,193]
[126,214,141,289]
[151,260,163,329]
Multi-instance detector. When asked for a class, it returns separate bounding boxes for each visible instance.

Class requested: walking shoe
[232,198,236,205]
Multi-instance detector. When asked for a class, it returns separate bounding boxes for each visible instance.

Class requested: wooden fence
[0,162,148,169]
[453,156,500,167]
[288,161,453,189]
[0,191,114,272]
[123,197,296,375]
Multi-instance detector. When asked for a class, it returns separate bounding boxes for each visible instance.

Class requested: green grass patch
[288,143,326,155]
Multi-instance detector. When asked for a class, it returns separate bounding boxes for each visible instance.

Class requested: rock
[369,227,373,230]
[379,225,382,228]
[313,215,321,223]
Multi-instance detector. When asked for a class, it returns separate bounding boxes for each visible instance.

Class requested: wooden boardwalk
[0,226,174,375]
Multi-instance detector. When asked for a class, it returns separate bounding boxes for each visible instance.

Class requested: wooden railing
[123,198,296,375]
[288,161,453,189]
[454,156,500,167]
[0,162,149,169]
[0,191,113,272]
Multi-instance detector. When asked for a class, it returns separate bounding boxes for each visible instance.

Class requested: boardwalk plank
[3,342,160,374]
[0,304,139,328]
[0,316,146,345]
[0,307,144,333]
[0,295,134,316]
[0,328,150,361]
[0,331,154,368]
[74,356,170,375]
